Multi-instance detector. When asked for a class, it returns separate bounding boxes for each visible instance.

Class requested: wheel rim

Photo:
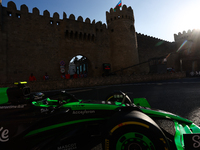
[116,132,155,150]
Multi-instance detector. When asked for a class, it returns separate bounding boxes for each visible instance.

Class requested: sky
[1,0,200,42]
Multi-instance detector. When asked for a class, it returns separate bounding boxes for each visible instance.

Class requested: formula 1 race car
[0,82,200,150]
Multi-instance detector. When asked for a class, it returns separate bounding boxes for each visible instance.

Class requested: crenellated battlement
[0,1,178,83]
[137,33,171,43]
[3,1,106,28]
[174,29,199,41]
[1,1,110,43]
[106,5,134,24]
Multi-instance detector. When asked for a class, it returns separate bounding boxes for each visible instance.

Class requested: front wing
[140,107,200,150]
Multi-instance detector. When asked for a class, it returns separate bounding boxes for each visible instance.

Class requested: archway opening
[68,55,89,78]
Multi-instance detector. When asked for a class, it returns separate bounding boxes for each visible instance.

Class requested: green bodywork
[141,108,200,150]
[1,87,200,149]
[25,118,106,137]
[25,99,122,137]
[32,97,200,150]
[133,98,200,150]
[0,87,9,104]
[133,98,151,108]
[32,98,123,111]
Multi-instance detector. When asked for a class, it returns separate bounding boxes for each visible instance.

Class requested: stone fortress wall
[0,1,148,83]
[136,33,177,73]
[173,29,200,72]
[0,1,184,85]
[0,1,111,82]
[174,29,199,41]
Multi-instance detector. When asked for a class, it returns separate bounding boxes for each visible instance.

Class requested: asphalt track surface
[68,77,200,128]
[65,77,200,149]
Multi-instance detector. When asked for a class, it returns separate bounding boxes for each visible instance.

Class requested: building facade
[174,30,200,73]
[0,2,142,82]
[0,1,199,83]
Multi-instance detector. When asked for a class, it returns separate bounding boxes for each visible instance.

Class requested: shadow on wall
[0,72,185,92]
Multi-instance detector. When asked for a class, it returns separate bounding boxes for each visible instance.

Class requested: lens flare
[166,53,171,59]
[176,40,187,52]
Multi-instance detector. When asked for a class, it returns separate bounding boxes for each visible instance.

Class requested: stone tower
[106,5,139,74]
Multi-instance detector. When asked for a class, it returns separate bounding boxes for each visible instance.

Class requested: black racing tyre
[104,111,170,150]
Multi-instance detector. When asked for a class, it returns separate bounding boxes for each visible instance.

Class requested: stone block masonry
[0,2,147,83]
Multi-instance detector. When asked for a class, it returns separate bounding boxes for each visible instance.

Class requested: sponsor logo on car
[0,105,26,109]
[184,134,200,149]
[72,110,95,115]
[41,108,49,113]
[0,127,9,142]
[57,143,77,150]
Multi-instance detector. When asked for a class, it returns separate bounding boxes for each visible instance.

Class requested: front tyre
[106,125,165,150]
[105,111,170,150]
[116,132,154,150]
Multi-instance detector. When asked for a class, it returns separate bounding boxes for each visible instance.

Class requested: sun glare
[175,2,200,31]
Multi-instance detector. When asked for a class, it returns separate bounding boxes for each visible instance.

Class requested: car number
[184,134,200,150]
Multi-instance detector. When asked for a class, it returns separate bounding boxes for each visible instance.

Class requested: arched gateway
[68,55,90,78]
[0,2,139,82]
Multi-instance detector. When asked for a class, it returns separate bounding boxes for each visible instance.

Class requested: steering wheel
[106,91,133,105]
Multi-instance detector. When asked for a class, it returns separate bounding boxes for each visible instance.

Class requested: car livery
[0,82,200,150]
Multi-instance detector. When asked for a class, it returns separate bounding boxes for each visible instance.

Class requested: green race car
[0,82,200,150]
